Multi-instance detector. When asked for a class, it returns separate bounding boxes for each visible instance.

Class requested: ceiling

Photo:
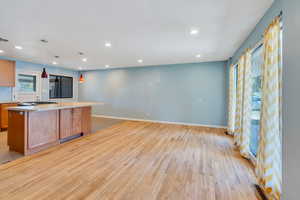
[0,0,273,70]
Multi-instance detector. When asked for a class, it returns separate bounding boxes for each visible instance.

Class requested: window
[17,74,37,93]
[234,64,238,89]
[49,75,73,99]
[233,64,238,109]
[250,44,264,157]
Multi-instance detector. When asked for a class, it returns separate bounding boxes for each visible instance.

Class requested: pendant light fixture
[79,74,84,83]
[41,68,48,78]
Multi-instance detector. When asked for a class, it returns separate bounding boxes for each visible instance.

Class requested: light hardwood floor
[0,131,22,164]
[0,121,259,200]
[0,117,124,164]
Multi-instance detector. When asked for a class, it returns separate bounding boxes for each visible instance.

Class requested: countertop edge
[7,102,104,112]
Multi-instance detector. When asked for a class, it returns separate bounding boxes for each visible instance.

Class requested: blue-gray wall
[0,56,79,102]
[231,0,282,65]
[282,0,299,199]
[79,62,227,126]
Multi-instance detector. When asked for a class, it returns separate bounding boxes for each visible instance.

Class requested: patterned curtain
[256,17,282,200]
[239,50,253,158]
[234,55,245,146]
[227,64,236,135]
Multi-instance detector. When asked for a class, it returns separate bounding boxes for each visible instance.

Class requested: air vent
[54,56,60,58]
[0,37,9,42]
[40,39,48,43]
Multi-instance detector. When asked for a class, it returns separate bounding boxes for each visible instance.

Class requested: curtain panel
[256,17,282,200]
[239,50,253,158]
[227,64,236,135]
[234,55,245,146]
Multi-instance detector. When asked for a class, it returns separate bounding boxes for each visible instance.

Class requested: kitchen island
[7,102,100,155]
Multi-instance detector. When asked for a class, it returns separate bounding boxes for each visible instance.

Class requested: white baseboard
[92,114,227,129]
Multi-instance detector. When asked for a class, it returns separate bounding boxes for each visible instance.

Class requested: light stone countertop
[7,102,104,112]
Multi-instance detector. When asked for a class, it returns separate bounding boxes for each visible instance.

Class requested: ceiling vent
[40,39,48,43]
[0,37,9,42]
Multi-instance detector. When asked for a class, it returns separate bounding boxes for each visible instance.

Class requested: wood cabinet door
[1,103,17,129]
[72,108,82,135]
[0,60,16,87]
[0,105,5,129]
[59,109,73,139]
[7,110,26,154]
[81,106,91,135]
[28,110,59,149]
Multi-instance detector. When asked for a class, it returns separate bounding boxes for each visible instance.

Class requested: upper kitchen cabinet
[0,59,16,87]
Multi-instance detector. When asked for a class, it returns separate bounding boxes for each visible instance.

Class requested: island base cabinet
[8,110,59,155]
[27,110,59,153]
[8,106,92,155]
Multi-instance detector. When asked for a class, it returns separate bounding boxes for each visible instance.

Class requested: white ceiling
[0,0,273,70]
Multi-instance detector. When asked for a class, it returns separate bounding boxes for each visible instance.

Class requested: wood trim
[25,141,60,156]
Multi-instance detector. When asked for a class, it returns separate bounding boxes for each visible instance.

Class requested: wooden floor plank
[0,121,258,200]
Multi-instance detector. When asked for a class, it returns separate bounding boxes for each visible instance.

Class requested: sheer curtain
[256,17,282,200]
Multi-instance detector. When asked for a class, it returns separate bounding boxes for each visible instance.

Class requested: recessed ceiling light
[0,50,4,53]
[52,61,57,65]
[105,42,112,47]
[138,59,143,63]
[15,46,23,50]
[82,58,87,62]
[196,54,201,58]
[105,65,109,68]
[190,28,199,35]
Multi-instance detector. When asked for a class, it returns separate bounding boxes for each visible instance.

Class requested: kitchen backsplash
[0,87,13,102]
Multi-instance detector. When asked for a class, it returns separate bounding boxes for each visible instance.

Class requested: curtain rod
[259,11,283,38]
